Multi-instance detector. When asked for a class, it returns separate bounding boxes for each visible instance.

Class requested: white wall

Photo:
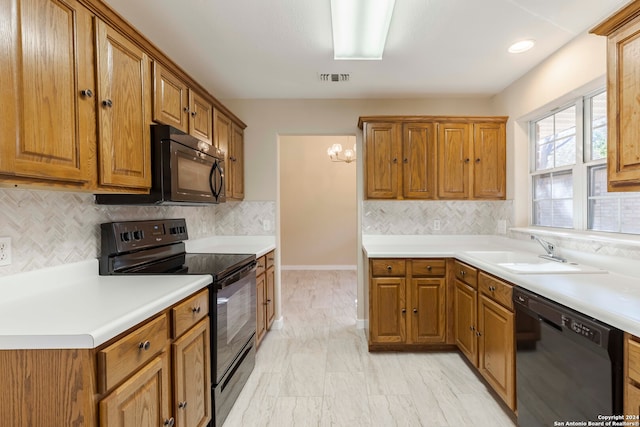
[491,32,608,226]
[280,135,357,268]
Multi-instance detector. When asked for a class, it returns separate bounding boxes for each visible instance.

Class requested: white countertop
[0,235,276,350]
[0,259,211,350]
[363,235,640,337]
[185,235,276,257]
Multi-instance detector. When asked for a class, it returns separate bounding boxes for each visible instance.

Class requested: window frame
[528,88,608,232]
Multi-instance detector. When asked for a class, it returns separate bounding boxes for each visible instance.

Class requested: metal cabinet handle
[488,285,496,292]
[102,99,113,108]
[80,89,93,98]
[393,158,398,163]
[191,111,197,117]
[426,265,432,271]
[475,158,481,163]
[470,325,475,331]
[192,306,201,314]
[386,265,392,271]
[460,270,466,276]
[476,331,482,337]
[413,308,418,314]
[184,107,190,113]
[464,158,470,163]
[401,308,406,313]
[139,340,151,351]
[178,401,188,409]
[164,418,175,427]
[403,158,408,163]
[266,299,272,304]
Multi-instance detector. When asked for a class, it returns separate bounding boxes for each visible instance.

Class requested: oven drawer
[98,313,169,393]
[172,289,209,338]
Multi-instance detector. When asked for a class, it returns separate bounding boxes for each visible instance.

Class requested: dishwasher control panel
[562,315,601,345]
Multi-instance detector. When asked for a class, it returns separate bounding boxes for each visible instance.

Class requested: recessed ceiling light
[508,39,535,54]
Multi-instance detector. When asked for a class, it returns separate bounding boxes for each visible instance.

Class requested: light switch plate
[0,237,12,266]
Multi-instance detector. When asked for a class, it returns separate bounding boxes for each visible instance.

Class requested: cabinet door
[454,280,477,365]
[370,277,406,343]
[410,277,446,344]
[230,123,245,200]
[607,23,640,191]
[478,295,515,411]
[256,272,266,347]
[100,352,172,427]
[173,318,212,427]
[188,90,213,144]
[438,123,470,199]
[153,62,189,132]
[365,122,401,199]
[627,383,640,418]
[473,122,506,199]
[266,265,275,330]
[0,0,94,183]
[403,122,436,199]
[95,20,151,189]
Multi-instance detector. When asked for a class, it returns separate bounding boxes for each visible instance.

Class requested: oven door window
[216,271,256,384]
[171,142,216,202]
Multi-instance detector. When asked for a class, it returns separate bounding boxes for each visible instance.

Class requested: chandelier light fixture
[330,0,396,60]
[327,143,357,163]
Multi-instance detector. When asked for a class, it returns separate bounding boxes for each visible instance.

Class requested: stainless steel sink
[464,250,608,274]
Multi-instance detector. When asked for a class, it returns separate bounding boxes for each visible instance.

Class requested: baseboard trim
[281,265,357,271]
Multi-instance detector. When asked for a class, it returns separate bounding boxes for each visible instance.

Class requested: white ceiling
[103,0,627,100]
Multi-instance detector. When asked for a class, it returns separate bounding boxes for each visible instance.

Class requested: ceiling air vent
[319,73,350,82]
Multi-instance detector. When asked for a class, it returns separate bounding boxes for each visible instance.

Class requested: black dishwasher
[513,287,623,427]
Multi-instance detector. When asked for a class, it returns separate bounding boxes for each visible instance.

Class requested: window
[530,90,640,234]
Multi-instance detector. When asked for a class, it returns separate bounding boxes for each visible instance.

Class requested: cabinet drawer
[98,314,169,393]
[256,255,266,276]
[629,336,640,384]
[478,272,513,310]
[172,289,209,338]
[371,259,406,277]
[266,251,275,269]
[411,259,446,277]
[454,260,477,288]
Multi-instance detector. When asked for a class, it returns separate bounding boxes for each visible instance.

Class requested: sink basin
[464,250,608,274]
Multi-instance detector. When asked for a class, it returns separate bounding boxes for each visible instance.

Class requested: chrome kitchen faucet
[531,235,567,263]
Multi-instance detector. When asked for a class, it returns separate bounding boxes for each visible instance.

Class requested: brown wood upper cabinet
[0,0,151,192]
[360,116,507,200]
[95,20,152,190]
[592,3,640,192]
[214,108,245,200]
[153,62,213,144]
[0,0,95,185]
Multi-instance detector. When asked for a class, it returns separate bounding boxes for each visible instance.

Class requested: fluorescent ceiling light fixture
[508,39,535,53]
[331,0,396,60]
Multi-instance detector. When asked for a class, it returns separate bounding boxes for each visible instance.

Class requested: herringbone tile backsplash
[363,200,513,235]
[0,188,275,276]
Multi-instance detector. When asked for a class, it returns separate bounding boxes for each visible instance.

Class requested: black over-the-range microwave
[95,125,225,205]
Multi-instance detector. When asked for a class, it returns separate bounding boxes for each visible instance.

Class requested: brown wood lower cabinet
[256,250,276,347]
[0,288,211,427]
[626,333,640,417]
[453,263,515,411]
[368,258,446,349]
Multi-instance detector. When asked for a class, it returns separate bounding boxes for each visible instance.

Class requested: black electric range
[99,218,257,427]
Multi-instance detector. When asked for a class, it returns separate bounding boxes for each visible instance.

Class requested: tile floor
[223,270,516,426]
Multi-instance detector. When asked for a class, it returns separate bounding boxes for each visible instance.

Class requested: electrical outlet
[263,219,271,232]
[433,219,441,231]
[0,237,11,266]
